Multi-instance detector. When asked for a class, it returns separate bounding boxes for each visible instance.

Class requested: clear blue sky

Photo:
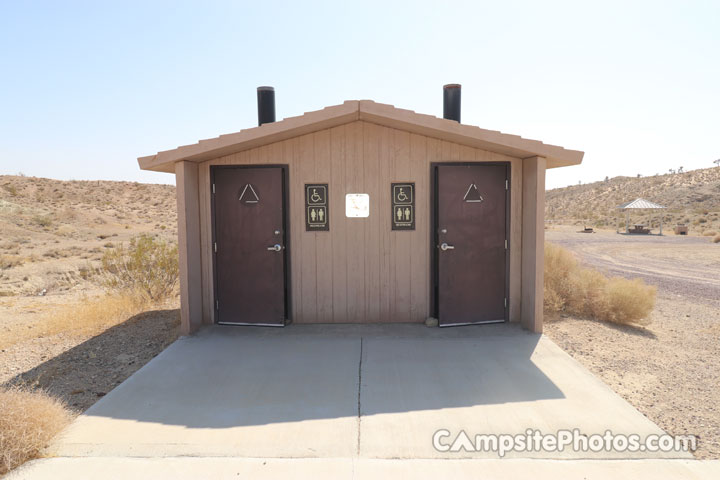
[1,0,718,188]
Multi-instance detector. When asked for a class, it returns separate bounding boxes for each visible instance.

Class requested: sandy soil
[0,293,179,412]
[545,226,720,459]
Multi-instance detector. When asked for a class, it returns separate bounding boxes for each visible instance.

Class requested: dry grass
[713,234,720,244]
[702,230,717,236]
[0,293,148,350]
[544,242,656,326]
[0,386,74,475]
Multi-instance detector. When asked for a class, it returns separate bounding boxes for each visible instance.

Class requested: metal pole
[626,211,629,233]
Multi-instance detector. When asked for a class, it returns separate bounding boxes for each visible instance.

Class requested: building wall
[196,120,523,324]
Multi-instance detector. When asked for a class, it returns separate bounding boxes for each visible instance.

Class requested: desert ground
[545,225,720,459]
[0,175,180,412]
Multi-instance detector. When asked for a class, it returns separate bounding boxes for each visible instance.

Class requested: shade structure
[616,198,666,234]
[616,198,666,210]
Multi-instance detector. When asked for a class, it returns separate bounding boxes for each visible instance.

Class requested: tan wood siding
[198,120,522,324]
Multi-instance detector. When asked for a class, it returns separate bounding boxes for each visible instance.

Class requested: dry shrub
[0,293,147,350]
[101,234,178,302]
[544,242,656,326]
[543,242,577,311]
[0,386,73,475]
[55,224,76,237]
[2,183,18,196]
[0,254,24,269]
[601,278,656,325]
[713,234,720,244]
[702,230,717,236]
[31,215,52,228]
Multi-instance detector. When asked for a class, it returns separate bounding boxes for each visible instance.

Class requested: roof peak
[138,100,583,173]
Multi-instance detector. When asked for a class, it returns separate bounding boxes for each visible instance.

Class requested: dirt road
[544,226,720,459]
[546,228,720,306]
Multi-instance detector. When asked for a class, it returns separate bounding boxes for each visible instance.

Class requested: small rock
[425,317,438,327]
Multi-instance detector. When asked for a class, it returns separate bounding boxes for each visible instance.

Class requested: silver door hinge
[505,179,509,190]
[212,183,216,194]
[505,239,508,249]
[504,298,508,308]
[216,300,219,310]
[214,242,217,253]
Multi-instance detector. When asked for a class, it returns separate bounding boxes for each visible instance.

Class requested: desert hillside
[546,167,720,233]
[0,175,176,297]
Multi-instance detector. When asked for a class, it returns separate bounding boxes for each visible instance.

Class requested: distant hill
[0,175,176,296]
[546,167,720,233]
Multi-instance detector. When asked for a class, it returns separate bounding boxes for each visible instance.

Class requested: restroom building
[138,86,583,335]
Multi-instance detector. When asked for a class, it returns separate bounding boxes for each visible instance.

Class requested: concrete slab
[359,333,677,459]
[50,323,692,461]
[52,328,361,457]
[8,458,720,480]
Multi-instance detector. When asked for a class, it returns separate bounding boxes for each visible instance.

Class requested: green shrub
[101,235,178,302]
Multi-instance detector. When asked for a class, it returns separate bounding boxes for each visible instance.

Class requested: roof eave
[138,99,584,173]
[357,100,584,169]
[137,101,361,173]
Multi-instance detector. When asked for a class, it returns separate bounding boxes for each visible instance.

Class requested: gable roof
[617,198,666,209]
[138,100,584,173]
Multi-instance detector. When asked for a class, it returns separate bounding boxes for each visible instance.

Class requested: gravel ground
[1,308,179,412]
[545,227,720,459]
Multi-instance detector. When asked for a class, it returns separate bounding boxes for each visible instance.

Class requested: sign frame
[305,183,329,231]
[391,182,415,231]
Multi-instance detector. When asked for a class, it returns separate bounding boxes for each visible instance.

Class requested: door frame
[429,162,511,325]
[210,164,292,326]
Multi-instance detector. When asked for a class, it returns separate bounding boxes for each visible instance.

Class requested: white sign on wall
[345,193,369,218]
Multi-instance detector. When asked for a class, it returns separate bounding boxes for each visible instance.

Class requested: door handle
[440,242,455,251]
[267,244,284,252]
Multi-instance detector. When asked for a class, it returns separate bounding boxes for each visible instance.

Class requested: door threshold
[217,322,285,327]
[439,319,506,327]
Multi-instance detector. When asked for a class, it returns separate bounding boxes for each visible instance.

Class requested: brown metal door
[213,166,287,326]
[435,164,508,326]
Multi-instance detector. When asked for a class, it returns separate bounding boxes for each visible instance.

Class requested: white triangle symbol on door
[463,183,483,203]
[239,184,259,204]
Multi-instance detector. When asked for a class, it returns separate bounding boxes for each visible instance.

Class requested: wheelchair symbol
[310,189,322,203]
[393,184,412,204]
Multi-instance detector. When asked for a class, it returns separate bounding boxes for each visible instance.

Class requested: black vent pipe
[257,86,276,126]
[443,84,461,123]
